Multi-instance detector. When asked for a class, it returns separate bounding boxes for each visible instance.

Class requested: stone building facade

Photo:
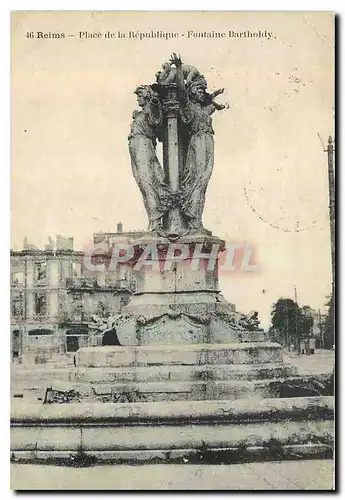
[10,230,135,362]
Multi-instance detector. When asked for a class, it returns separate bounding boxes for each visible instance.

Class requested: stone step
[13,377,318,402]
[12,443,333,465]
[11,397,334,463]
[75,342,283,368]
[16,421,332,451]
[11,362,297,387]
[11,396,334,425]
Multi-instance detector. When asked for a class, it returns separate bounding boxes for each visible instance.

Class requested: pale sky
[11,11,334,327]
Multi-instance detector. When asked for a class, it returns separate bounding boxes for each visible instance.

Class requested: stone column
[162,84,185,239]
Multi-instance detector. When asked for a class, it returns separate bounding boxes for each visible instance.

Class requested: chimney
[45,236,55,251]
[56,235,74,251]
[117,221,123,233]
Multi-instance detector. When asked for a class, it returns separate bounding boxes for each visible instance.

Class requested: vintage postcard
[10,10,335,490]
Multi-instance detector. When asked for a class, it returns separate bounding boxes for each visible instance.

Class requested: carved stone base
[111,233,258,345]
[116,292,262,345]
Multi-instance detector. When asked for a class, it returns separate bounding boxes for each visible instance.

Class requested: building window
[58,294,67,314]
[34,292,47,317]
[12,271,24,285]
[35,262,47,282]
[28,328,53,336]
[11,294,23,318]
[72,303,86,321]
[72,262,82,279]
[61,260,72,281]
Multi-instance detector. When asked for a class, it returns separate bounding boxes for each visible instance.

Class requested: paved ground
[11,460,334,490]
[283,349,334,376]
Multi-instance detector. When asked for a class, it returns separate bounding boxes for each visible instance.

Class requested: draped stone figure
[171,54,226,233]
[128,85,170,232]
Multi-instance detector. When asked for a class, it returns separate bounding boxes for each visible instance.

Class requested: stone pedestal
[112,232,256,346]
[69,342,298,402]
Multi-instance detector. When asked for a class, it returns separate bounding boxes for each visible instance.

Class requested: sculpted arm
[169,53,188,103]
[203,88,226,114]
[203,103,226,115]
[210,88,225,99]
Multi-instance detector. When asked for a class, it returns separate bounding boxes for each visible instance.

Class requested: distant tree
[323,294,335,349]
[270,298,300,347]
[270,298,316,349]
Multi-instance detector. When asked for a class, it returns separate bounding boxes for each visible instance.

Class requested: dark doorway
[102,328,121,346]
[66,335,79,352]
[12,329,20,359]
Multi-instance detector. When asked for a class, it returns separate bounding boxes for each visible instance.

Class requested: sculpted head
[134,85,158,107]
[188,80,207,103]
[155,62,171,83]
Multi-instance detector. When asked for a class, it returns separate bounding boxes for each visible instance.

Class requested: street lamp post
[326,136,335,298]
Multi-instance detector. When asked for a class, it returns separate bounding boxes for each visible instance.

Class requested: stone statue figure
[155,60,203,85]
[171,54,226,233]
[128,85,170,232]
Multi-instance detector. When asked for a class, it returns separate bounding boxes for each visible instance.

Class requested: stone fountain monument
[80,54,264,349]
[77,53,288,385]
